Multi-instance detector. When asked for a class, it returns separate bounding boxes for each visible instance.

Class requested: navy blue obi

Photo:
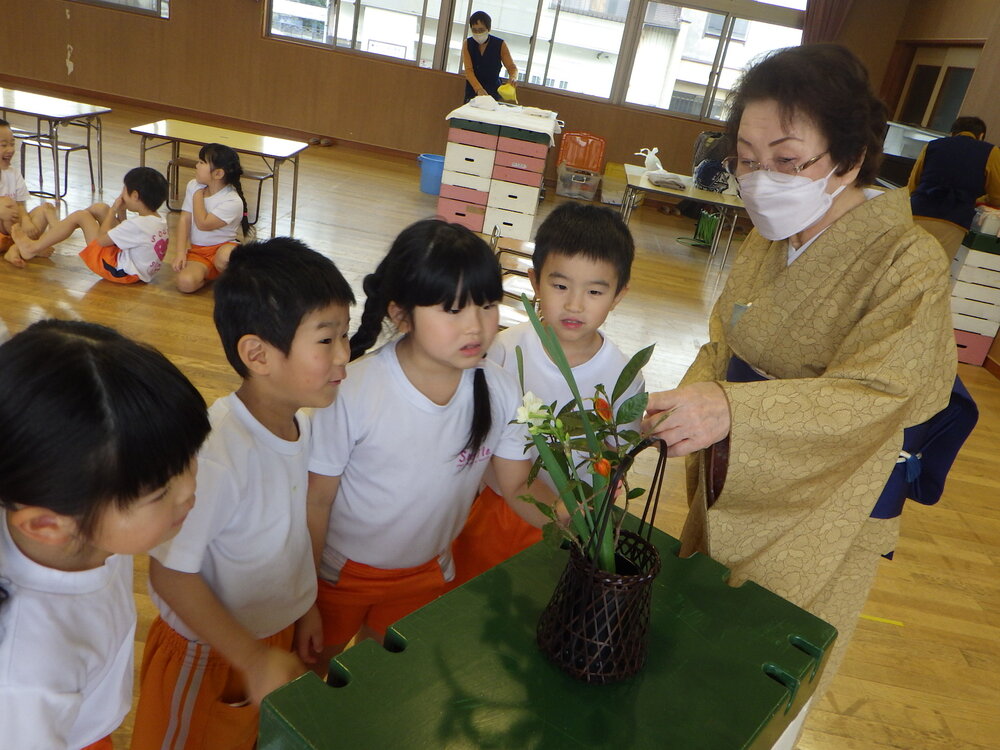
[725,356,978,519]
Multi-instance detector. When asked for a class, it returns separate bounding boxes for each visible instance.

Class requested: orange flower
[594,397,612,422]
[593,457,611,477]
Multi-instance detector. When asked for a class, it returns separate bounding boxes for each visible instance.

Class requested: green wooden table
[260,524,836,749]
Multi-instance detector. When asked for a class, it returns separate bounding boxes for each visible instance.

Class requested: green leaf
[616,429,641,445]
[615,392,649,425]
[526,456,542,487]
[612,344,655,405]
[515,345,526,394]
[626,486,646,500]
[519,495,557,521]
[542,521,575,549]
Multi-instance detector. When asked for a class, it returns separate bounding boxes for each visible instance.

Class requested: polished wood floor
[1,100,997,750]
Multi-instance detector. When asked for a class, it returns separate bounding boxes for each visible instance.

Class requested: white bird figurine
[635,147,662,172]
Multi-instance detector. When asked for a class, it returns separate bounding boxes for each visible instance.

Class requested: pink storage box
[436,197,486,233]
[497,136,548,160]
[494,150,546,173]
[492,164,543,188]
[954,328,993,365]
[447,127,499,150]
[439,182,489,205]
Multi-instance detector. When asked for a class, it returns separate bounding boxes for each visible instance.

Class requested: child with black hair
[0,319,210,750]
[173,143,254,294]
[0,118,54,257]
[7,166,169,281]
[306,218,561,665]
[132,237,354,750]
[451,201,645,585]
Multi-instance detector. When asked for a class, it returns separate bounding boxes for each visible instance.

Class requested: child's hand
[242,644,307,707]
[293,604,324,665]
[172,252,188,272]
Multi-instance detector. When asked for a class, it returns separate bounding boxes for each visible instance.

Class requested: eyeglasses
[723,152,828,177]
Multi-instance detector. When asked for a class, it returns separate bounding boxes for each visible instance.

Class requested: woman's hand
[642,382,731,457]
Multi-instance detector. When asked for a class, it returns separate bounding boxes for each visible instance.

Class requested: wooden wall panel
[0,0,707,175]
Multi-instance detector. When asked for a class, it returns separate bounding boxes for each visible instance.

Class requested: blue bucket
[418,153,445,195]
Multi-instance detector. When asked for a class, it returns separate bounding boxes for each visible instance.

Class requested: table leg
[290,155,300,236]
[139,135,147,167]
[621,186,635,224]
[50,120,63,199]
[270,159,280,238]
[717,209,738,272]
[95,116,104,193]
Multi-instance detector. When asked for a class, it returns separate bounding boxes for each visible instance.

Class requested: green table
[260,525,836,749]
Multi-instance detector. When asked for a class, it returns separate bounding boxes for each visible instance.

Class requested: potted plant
[512,295,665,683]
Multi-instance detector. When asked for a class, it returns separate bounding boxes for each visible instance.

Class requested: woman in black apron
[462,11,518,102]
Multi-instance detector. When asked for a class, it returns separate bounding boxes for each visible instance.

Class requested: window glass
[71,0,168,17]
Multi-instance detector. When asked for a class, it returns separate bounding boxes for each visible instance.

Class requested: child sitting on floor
[6,166,168,283]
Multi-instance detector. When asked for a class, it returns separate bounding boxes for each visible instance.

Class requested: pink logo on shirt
[457,446,493,468]
[153,235,168,260]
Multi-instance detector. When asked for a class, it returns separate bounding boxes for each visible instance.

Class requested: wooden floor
[1,100,997,750]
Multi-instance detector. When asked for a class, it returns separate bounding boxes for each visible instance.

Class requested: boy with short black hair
[451,201,645,584]
[7,166,168,283]
[131,237,355,750]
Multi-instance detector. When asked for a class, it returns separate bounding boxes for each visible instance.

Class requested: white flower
[515,391,550,432]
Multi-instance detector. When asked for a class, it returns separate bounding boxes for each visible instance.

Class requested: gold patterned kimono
[680,187,956,691]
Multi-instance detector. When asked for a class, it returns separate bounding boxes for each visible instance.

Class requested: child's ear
[527,268,540,298]
[388,302,411,334]
[212,167,226,182]
[8,506,79,546]
[610,283,629,311]
[237,334,273,375]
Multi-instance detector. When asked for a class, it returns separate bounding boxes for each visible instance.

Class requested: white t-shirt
[310,339,528,581]
[106,213,168,282]
[0,167,29,202]
[150,393,317,641]
[487,322,646,493]
[181,180,244,247]
[0,517,135,749]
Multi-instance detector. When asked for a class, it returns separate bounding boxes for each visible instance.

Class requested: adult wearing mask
[462,11,517,102]
[643,44,960,715]
[908,116,1000,258]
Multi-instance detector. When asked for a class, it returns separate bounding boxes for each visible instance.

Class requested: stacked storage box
[950,229,1000,365]
[437,118,548,241]
[555,131,605,201]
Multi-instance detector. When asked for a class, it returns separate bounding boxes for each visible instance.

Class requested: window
[625,4,802,118]
[71,0,168,17]
[897,46,982,132]
[267,0,804,122]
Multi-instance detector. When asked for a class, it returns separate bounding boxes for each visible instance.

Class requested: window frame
[69,0,168,18]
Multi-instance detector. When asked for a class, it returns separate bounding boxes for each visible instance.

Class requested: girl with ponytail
[172,143,254,293]
[306,219,561,662]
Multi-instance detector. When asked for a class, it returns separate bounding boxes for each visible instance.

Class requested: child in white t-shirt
[172,143,253,294]
[451,202,645,585]
[0,319,210,750]
[307,219,562,666]
[132,238,355,750]
[0,118,54,262]
[7,166,169,283]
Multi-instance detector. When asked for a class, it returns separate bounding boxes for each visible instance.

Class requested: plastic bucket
[418,154,445,195]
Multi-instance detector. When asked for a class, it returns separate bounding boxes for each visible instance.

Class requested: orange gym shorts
[78,239,141,284]
[130,616,294,750]
[185,241,238,281]
[449,486,542,590]
[0,232,12,253]
[81,737,113,750]
[316,558,447,647]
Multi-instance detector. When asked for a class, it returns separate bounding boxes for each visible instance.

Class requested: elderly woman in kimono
[644,43,957,704]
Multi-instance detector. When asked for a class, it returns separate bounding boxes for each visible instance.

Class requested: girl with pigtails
[306,219,562,664]
[173,143,254,293]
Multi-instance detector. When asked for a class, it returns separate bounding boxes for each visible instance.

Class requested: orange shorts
[185,241,238,281]
[449,486,542,589]
[81,737,113,750]
[0,232,12,253]
[78,239,141,284]
[131,617,295,750]
[316,558,447,647]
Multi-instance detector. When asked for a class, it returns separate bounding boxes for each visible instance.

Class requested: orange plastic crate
[556,131,606,173]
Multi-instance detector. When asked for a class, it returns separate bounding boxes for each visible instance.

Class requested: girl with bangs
[306,219,560,663]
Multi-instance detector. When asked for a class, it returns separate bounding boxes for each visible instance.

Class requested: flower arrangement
[513,295,654,574]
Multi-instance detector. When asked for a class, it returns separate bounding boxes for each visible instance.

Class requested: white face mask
[737,168,846,241]
[472,31,489,44]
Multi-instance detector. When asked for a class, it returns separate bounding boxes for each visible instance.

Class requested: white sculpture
[635,147,662,172]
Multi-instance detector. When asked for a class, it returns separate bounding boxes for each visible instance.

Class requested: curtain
[802,0,855,44]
